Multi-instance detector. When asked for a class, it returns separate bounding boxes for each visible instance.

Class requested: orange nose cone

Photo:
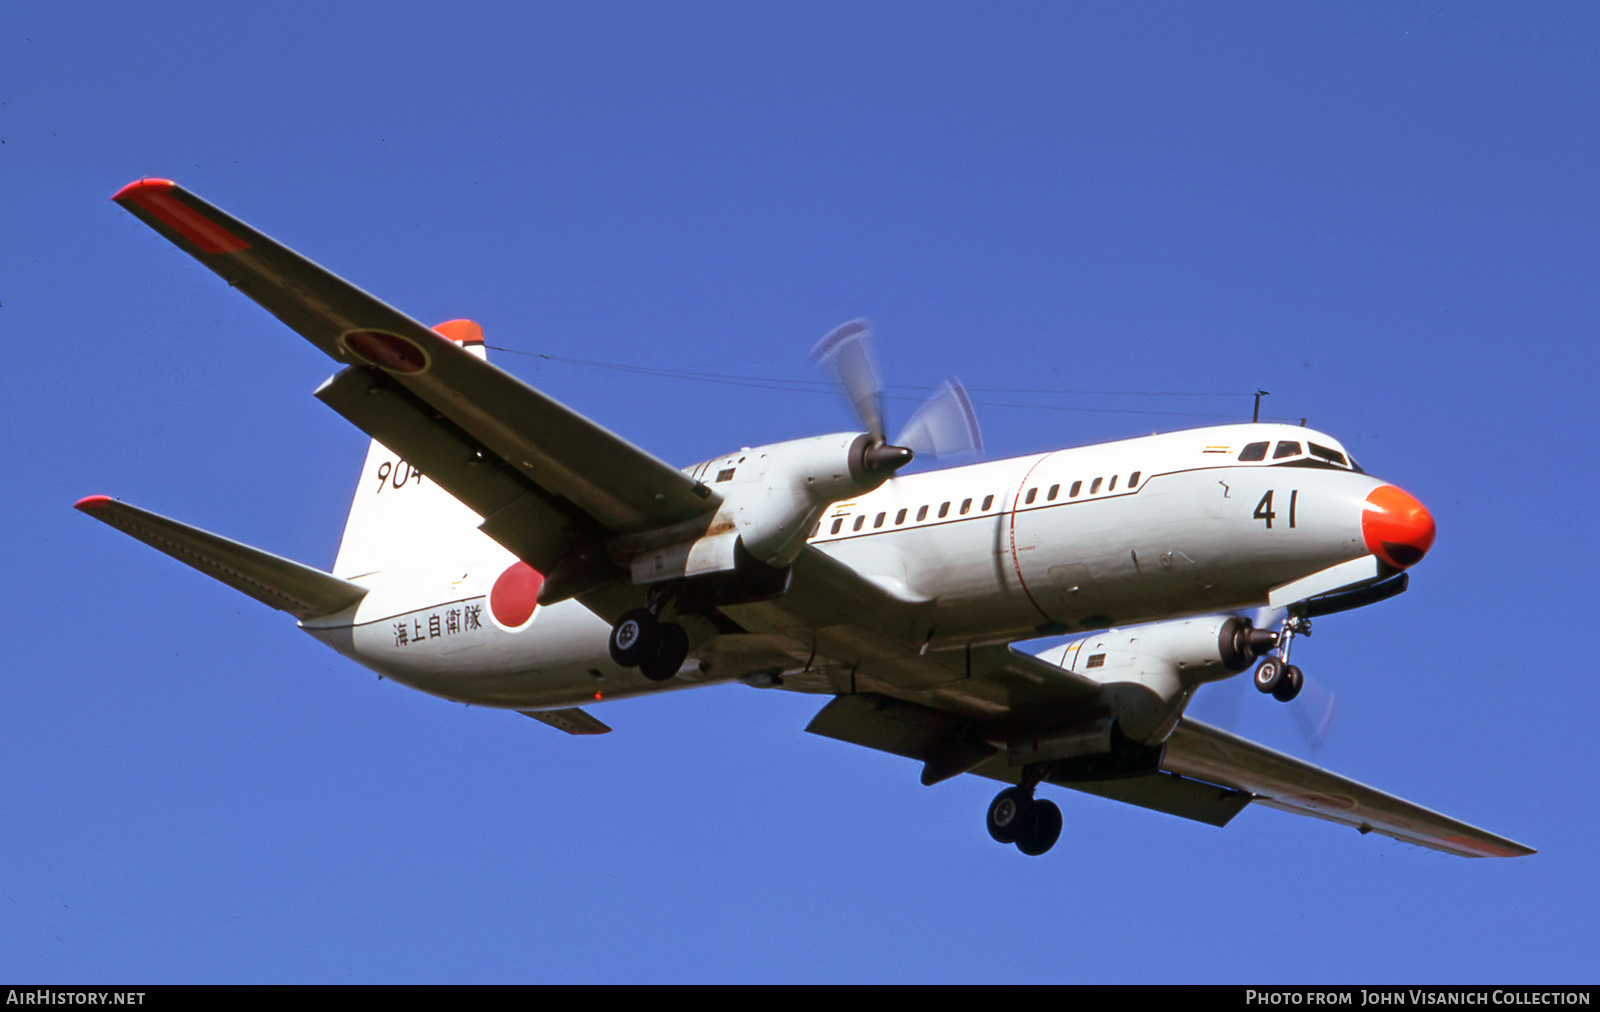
[1363,485,1436,569]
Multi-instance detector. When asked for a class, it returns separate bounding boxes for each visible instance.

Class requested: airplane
[79,178,1532,860]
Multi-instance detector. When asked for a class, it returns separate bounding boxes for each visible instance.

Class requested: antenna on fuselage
[1253,389,1270,423]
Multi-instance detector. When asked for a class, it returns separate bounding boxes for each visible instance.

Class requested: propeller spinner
[812,319,982,477]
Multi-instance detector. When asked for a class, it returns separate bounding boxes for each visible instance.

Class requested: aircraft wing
[1162,718,1535,858]
[112,180,717,540]
[715,544,1105,722]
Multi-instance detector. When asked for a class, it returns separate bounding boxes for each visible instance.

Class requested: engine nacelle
[714,432,904,565]
[1034,616,1273,747]
[618,432,898,583]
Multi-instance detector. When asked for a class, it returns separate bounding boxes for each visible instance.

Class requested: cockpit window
[1273,441,1302,459]
[1308,442,1348,467]
[1238,441,1269,462]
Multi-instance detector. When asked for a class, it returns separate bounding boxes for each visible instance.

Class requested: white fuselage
[303,422,1390,709]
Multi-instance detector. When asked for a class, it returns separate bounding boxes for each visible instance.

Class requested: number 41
[1254,490,1298,529]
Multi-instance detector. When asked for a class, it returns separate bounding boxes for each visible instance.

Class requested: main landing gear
[986,775,1063,857]
[608,608,690,682]
[1253,616,1310,702]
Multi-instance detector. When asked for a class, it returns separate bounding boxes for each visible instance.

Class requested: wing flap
[731,546,1103,718]
[806,693,1250,826]
[114,179,716,537]
[314,365,585,574]
[75,496,367,621]
[1163,718,1534,857]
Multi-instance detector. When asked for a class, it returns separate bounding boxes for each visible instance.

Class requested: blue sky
[4,2,1596,983]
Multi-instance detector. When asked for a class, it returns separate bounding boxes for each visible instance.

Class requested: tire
[608,608,658,668]
[1274,664,1304,703]
[1016,799,1063,857]
[1254,657,1283,695]
[987,787,1029,844]
[640,622,689,682]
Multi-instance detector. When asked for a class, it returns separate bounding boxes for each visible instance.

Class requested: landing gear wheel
[640,622,689,682]
[987,787,1029,844]
[1273,664,1304,702]
[1015,799,1063,857]
[1254,657,1284,695]
[608,608,659,668]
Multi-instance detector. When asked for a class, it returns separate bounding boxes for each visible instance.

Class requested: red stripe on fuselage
[1006,452,1057,626]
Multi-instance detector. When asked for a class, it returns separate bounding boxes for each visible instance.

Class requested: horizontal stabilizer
[519,708,612,735]
[1163,718,1534,858]
[75,496,367,621]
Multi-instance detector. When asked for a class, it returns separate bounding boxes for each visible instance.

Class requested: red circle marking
[343,330,428,373]
[490,562,544,629]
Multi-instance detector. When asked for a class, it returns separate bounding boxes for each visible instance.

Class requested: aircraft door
[1006,453,1103,627]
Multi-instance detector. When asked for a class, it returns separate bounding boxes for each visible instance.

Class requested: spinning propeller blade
[813,319,983,470]
[812,319,885,445]
[1190,607,1341,753]
[896,378,984,460]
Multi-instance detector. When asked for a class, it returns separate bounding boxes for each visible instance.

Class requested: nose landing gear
[608,607,691,682]
[985,775,1063,856]
[1253,616,1310,702]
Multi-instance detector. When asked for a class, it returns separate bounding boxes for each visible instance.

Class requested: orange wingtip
[111,178,249,255]
[111,178,177,202]
[432,319,484,346]
[74,494,115,511]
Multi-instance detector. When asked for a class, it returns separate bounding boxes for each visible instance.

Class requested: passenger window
[1070,481,1082,497]
[830,518,843,535]
[1128,471,1141,487]
[1025,488,1037,504]
[1086,654,1106,669]
[853,515,865,532]
[1090,477,1103,494]
[874,512,886,528]
[895,508,907,525]
[1273,441,1302,459]
[916,505,928,521]
[1048,484,1059,501]
[1238,441,1269,462]
[982,495,994,510]
[1309,442,1348,466]
[960,498,972,515]
[1108,475,1118,491]
[716,468,736,482]
[939,502,950,518]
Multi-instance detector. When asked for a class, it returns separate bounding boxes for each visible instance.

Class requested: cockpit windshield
[1236,435,1360,471]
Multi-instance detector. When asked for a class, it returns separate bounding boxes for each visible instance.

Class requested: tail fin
[330,320,511,580]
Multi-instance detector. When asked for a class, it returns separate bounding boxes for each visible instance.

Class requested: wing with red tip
[1163,718,1535,858]
[111,179,716,538]
[74,495,368,621]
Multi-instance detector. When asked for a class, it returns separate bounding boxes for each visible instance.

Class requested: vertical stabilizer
[331,320,511,579]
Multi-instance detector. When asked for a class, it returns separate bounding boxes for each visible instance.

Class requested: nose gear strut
[1254,616,1311,702]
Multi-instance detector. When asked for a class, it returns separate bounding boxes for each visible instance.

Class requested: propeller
[896,378,984,461]
[812,319,983,475]
[1189,608,1342,753]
